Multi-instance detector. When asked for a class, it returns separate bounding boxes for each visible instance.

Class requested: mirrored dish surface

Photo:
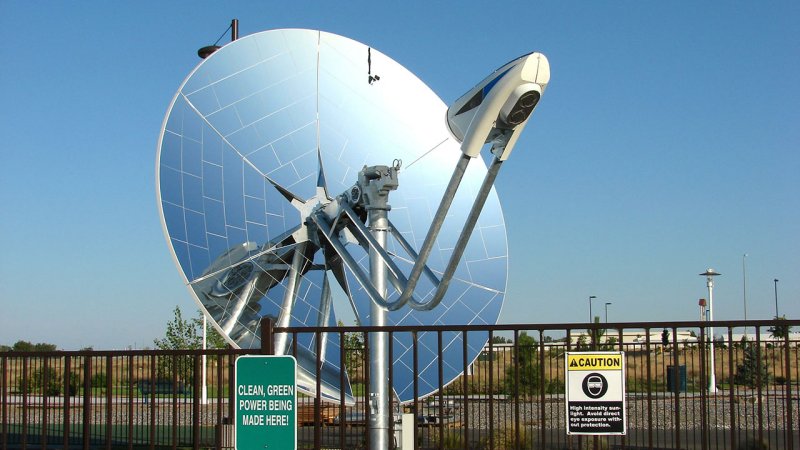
[157,29,508,402]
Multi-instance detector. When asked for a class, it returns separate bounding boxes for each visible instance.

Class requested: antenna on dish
[197,19,239,59]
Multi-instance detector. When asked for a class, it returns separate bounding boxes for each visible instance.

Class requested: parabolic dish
[156,29,508,403]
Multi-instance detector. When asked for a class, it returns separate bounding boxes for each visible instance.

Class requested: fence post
[784,330,794,450]
[105,355,113,449]
[64,355,72,449]
[727,328,737,450]
[1,356,5,450]
[672,326,681,450]
[698,326,707,450]
[21,356,28,449]
[83,355,91,450]
[193,354,201,450]
[260,317,275,356]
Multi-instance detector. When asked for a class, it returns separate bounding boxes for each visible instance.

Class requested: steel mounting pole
[358,164,398,450]
[368,205,390,450]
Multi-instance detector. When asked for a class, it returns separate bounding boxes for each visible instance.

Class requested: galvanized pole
[701,269,720,394]
[368,201,390,449]
[707,272,716,394]
[358,165,398,450]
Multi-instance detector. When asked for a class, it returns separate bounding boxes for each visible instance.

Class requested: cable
[213,23,233,46]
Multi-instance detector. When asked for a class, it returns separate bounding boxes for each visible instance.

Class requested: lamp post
[700,268,720,394]
[605,302,612,323]
[589,295,597,323]
[742,254,748,338]
[774,278,779,317]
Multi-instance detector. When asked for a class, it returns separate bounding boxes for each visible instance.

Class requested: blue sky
[1,2,797,349]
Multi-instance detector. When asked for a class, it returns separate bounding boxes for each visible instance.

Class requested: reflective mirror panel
[157,29,508,402]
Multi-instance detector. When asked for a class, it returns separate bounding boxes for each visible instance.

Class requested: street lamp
[774,278,780,317]
[605,302,612,323]
[700,268,721,394]
[589,296,597,323]
[742,254,748,338]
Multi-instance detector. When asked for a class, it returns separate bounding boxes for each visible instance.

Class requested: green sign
[235,355,297,450]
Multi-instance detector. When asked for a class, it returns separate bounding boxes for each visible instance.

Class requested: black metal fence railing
[1,319,797,450]
[0,348,253,450]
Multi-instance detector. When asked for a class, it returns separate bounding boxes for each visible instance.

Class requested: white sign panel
[565,351,626,435]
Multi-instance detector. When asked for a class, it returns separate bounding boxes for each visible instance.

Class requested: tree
[734,341,769,388]
[34,343,57,352]
[587,316,610,349]
[603,336,619,351]
[338,321,365,381]
[153,306,226,381]
[10,341,57,352]
[154,306,200,351]
[768,315,792,340]
[575,335,588,351]
[192,314,228,349]
[505,332,540,395]
[12,341,34,352]
[491,335,510,344]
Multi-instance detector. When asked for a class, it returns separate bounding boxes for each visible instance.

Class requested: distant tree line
[0,341,58,352]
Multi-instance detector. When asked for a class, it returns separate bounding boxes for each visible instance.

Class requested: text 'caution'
[567,354,622,371]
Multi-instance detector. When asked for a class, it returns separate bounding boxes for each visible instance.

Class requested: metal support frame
[347,155,505,447]
[306,53,549,448]
[275,243,308,355]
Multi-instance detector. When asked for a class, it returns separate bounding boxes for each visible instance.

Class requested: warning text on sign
[568,402,625,433]
[567,355,622,370]
[565,351,626,436]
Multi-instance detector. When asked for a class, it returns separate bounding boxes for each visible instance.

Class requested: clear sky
[1,2,797,350]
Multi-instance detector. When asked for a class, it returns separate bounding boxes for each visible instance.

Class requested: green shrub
[578,436,609,449]
[30,366,62,396]
[545,378,565,394]
[734,343,770,387]
[426,428,465,449]
[67,372,80,396]
[481,423,533,449]
[91,372,107,388]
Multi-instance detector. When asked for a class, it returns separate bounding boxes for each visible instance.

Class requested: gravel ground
[452,395,799,431]
[4,394,798,431]
[4,397,799,450]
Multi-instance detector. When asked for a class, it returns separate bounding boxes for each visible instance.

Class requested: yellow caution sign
[567,354,623,371]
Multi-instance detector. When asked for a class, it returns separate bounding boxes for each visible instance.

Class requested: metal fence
[2,319,797,449]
